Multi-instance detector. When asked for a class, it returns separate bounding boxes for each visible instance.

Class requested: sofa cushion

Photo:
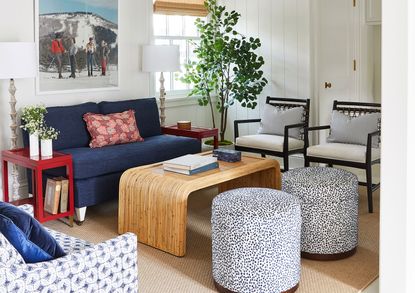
[60,135,201,179]
[44,102,100,150]
[83,110,144,148]
[0,202,66,263]
[99,98,162,138]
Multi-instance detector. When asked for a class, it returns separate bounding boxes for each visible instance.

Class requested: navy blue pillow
[0,202,66,263]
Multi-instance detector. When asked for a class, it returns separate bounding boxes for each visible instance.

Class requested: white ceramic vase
[41,139,53,158]
[29,133,39,158]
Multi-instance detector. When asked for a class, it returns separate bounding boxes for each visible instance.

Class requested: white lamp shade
[142,45,180,73]
[0,42,37,79]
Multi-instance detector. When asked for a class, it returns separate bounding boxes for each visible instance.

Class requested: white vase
[29,133,39,158]
[41,139,53,158]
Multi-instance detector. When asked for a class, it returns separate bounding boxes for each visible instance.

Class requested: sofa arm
[1,233,138,293]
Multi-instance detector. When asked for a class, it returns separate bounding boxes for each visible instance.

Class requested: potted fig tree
[182,0,268,145]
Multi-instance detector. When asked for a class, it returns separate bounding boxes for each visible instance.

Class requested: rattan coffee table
[118,152,281,256]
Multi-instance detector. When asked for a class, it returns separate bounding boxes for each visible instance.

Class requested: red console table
[1,148,74,226]
[161,125,219,149]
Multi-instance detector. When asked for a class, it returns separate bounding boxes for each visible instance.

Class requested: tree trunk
[220,107,228,142]
[208,93,216,128]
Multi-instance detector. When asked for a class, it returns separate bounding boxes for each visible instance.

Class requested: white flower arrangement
[20,105,47,134]
[39,125,60,140]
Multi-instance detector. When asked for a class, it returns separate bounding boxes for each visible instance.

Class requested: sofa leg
[75,207,87,225]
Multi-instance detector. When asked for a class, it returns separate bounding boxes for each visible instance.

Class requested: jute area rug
[45,186,379,293]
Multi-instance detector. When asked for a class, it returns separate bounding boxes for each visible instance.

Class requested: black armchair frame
[304,100,381,213]
[234,97,311,172]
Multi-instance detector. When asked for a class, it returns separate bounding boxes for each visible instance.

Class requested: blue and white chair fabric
[0,204,138,293]
[212,188,301,293]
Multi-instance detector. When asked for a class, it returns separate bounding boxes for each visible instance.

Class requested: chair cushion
[83,110,144,148]
[307,143,381,163]
[44,102,100,150]
[0,202,66,263]
[327,111,381,147]
[60,135,201,179]
[236,134,304,152]
[258,105,304,139]
[99,98,162,138]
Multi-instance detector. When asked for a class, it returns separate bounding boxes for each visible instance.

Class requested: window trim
[153,14,203,98]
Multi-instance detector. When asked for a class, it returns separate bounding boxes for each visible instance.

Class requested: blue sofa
[23,98,201,222]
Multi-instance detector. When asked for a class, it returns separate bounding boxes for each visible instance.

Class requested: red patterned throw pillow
[83,110,144,148]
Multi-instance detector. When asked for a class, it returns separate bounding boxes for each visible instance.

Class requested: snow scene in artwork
[38,0,118,92]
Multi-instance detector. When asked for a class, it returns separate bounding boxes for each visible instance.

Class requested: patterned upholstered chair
[0,205,138,292]
[234,97,310,172]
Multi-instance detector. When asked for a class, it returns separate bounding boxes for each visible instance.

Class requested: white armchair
[305,100,381,213]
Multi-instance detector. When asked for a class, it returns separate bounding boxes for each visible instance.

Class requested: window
[153,14,202,94]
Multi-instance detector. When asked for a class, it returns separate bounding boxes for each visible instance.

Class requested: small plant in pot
[38,125,59,158]
[181,0,268,146]
[20,105,47,158]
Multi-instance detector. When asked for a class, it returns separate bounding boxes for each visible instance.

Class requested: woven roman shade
[153,0,208,17]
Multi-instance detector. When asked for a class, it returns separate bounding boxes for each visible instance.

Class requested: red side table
[1,148,74,226]
[161,125,219,149]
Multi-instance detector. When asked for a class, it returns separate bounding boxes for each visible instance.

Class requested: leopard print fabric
[212,188,301,293]
[282,167,359,255]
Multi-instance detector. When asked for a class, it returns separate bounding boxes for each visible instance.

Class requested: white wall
[380,0,415,292]
[373,25,381,102]
[0,0,210,200]
[223,0,312,141]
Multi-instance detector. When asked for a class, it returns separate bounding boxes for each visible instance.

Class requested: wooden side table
[1,148,74,226]
[161,125,219,149]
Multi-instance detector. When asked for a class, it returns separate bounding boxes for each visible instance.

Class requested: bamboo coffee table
[118,152,281,257]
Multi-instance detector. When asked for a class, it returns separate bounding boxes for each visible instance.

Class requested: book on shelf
[54,177,69,213]
[164,161,219,175]
[44,178,61,214]
[163,154,217,170]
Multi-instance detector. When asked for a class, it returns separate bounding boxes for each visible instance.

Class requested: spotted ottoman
[211,188,301,293]
[282,167,359,260]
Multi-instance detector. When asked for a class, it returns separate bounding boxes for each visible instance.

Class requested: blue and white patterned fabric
[212,188,301,293]
[282,167,359,258]
[0,204,138,293]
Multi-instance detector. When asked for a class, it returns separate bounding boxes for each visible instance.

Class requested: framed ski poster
[35,0,119,94]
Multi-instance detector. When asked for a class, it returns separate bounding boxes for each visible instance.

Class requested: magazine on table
[163,154,217,170]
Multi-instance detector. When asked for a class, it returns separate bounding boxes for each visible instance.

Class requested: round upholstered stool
[282,167,359,260]
[211,188,301,293]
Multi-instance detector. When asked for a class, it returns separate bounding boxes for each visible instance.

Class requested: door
[316,0,359,127]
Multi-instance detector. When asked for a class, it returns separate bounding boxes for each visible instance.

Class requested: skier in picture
[68,38,78,79]
[51,32,65,79]
[100,40,110,76]
[86,37,96,77]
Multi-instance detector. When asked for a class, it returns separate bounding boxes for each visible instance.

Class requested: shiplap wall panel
[222,0,311,141]
[246,0,261,135]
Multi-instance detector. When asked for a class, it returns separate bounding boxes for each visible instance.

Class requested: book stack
[44,177,69,214]
[163,154,219,175]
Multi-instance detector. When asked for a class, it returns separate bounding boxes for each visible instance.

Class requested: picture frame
[34,0,120,95]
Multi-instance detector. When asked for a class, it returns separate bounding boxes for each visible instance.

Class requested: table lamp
[0,42,37,200]
[142,45,180,126]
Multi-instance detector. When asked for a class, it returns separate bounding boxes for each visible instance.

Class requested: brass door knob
[324,82,332,89]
